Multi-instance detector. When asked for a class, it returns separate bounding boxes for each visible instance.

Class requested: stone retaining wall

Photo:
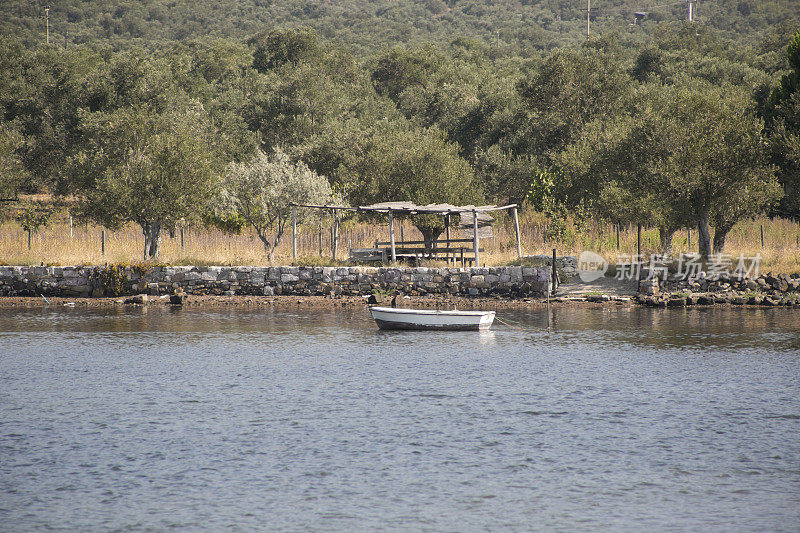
[0,265,552,298]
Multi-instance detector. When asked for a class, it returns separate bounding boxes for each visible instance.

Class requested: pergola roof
[291,201,517,226]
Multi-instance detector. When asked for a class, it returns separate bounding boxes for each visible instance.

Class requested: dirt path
[556,275,638,297]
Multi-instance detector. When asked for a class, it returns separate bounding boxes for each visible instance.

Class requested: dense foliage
[1,1,798,259]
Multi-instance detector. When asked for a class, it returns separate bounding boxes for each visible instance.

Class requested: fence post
[291,205,297,263]
[512,206,522,259]
[27,229,31,250]
[688,228,691,249]
[101,229,105,256]
[637,224,642,259]
[616,224,620,250]
[180,227,184,250]
[69,215,73,240]
[552,248,558,295]
[318,223,323,256]
[472,209,479,267]
[760,224,764,248]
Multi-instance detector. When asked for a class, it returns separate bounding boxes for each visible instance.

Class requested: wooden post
[512,206,522,259]
[27,229,31,250]
[101,229,105,256]
[291,205,297,262]
[180,227,184,250]
[687,228,691,249]
[318,223,323,256]
[472,209,479,267]
[400,219,404,244]
[616,224,620,250]
[332,214,339,261]
[445,214,451,266]
[552,248,557,295]
[388,211,396,263]
[69,216,73,240]
[637,224,642,259]
[760,224,764,248]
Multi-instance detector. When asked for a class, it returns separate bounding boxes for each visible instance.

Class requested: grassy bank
[1,212,799,274]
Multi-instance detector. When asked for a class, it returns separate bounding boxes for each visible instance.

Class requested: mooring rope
[494,315,542,331]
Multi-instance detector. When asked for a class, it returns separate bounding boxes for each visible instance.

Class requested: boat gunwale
[369,306,495,317]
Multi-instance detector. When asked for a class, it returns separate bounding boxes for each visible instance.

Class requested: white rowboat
[369,306,495,331]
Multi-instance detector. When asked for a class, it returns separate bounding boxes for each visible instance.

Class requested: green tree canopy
[337,123,481,246]
[69,99,221,259]
[217,148,340,262]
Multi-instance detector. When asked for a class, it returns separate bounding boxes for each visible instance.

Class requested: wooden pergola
[289,201,523,266]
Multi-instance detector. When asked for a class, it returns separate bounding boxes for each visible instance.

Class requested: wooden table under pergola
[290,201,523,266]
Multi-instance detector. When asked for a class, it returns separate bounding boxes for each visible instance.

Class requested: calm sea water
[1,305,799,532]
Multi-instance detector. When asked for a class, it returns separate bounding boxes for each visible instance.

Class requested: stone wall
[0,265,552,298]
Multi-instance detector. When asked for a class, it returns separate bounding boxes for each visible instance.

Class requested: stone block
[200,271,218,281]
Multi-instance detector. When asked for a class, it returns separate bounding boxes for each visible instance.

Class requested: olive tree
[337,124,481,248]
[558,80,780,258]
[69,99,220,259]
[218,148,341,262]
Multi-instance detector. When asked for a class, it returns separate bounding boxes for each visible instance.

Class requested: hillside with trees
[0,1,798,260]
[2,0,798,53]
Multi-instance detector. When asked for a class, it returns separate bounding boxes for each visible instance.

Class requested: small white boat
[369,306,495,331]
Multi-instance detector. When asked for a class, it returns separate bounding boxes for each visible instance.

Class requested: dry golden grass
[2,213,799,274]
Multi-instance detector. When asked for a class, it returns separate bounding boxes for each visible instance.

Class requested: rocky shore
[637,272,800,308]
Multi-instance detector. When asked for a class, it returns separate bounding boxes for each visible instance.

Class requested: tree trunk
[419,227,444,251]
[142,221,162,260]
[712,224,732,255]
[658,226,676,255]
[257,232,271,261]
[697,212,712,260]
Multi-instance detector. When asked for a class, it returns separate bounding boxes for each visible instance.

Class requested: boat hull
[369,306,495,331]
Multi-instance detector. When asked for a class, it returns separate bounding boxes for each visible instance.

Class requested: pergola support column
[512,206,522,259]
[388,211,396,262]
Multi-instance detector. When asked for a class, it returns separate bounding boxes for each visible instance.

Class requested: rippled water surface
[1,305,799,531]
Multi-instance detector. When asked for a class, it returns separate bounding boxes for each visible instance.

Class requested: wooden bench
[349,248,387,263]
[374,239,484,266]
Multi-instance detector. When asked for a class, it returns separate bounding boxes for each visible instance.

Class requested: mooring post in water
[552,248,557,295]
[101,229,105,256]
[291,205,297,263]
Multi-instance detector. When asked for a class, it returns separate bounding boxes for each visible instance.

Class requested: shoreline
[0,293,796,310]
